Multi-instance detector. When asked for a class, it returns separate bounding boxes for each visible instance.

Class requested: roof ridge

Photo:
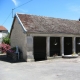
[17,13,78,22]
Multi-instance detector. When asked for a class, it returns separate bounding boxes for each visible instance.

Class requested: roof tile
[0,26,7,31]
[17,14,80,34]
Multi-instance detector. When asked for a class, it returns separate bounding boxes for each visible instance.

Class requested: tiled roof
[0,26,7,31]
[17,13,80,34]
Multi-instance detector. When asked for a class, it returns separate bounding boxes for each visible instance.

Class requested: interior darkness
[64,37,72,55]
[33,37,46,61]
[76,37,80,53]
[50,37,60,56]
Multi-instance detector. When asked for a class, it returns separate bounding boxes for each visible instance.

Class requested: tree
[2,33,10,45]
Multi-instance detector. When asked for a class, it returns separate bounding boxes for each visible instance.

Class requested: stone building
[10,13,80,61]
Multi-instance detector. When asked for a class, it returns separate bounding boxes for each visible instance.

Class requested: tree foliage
[2,33,10,45]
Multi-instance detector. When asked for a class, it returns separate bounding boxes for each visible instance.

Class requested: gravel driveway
[0,54,80,80]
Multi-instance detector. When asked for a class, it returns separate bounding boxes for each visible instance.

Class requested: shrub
[2,37,10,44]
[0,43,11,53]
[7,47,16,53]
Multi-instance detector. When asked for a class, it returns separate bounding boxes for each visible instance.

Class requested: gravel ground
[0,54,80,80]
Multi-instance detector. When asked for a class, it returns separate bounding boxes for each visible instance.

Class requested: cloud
[69,6,80,12]
[19,9,28,13]
[12,0,19,6]
[67,4,80,13]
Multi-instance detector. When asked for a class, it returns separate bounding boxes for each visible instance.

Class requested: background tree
[2,33,10,45]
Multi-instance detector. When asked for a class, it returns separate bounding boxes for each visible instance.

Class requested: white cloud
[12,0,19,6]
[19,9,28,13]
[67,4,80,13]
[69,6,80,12]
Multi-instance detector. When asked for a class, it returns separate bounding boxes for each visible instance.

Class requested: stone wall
[10,18,27,61]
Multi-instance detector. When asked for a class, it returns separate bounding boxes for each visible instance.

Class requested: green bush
[2,33,10,45]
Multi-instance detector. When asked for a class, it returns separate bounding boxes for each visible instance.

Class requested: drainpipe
[16,46,19,60]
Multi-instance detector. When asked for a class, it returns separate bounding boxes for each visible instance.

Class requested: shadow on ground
[0,54,25,63]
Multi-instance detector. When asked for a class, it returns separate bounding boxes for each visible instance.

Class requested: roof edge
[0,26,8,31]
[16,13,27,32]
[9,13,27,38]
[15,13,78,22]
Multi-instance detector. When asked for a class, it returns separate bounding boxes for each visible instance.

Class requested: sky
[0,0,80,32]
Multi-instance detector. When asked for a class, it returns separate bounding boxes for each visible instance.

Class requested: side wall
[10,18,27,61]
[2,31,8,38]
[0,31,8,43]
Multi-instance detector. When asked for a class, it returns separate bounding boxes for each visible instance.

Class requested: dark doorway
[50,37,60,56]
[64,37,72,55]
[33,37,46,61]
[76,37,80,53]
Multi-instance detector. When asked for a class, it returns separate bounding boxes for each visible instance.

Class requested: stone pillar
[27,36,34,62]
[46,37,50,58]
[72,37,76,54]
[60,37,64,56]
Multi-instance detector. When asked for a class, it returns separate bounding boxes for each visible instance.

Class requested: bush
[7,47,16,53]
[2,37,10,44]
[2,33,10,45]
[0,43,11,53]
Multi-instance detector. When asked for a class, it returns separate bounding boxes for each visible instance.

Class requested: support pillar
[72,37,76,54]
[46,37,50,58]
[60,37,64,56]
[27,36,34,62]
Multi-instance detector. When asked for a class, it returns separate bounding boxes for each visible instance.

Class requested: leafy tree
[2,33,10,45]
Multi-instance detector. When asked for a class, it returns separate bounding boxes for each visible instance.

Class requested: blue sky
[0,0,80,32]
